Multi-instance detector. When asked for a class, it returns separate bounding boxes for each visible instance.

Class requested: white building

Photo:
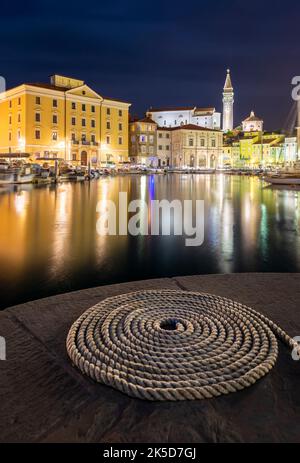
[222,69,234,132]
[284,137,298,165]
[242,111,263,132]
[146,107,221,130]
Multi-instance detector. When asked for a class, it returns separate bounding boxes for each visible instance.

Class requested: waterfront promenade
[0,273,299,443]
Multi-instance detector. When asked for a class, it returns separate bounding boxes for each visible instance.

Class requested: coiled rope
[66,290,297,401]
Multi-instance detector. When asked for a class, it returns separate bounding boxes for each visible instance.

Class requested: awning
[0,153,30,159]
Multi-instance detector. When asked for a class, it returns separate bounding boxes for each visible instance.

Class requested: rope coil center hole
[160,318,178,331]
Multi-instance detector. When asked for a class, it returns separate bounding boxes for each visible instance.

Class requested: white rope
[66,290,297,401]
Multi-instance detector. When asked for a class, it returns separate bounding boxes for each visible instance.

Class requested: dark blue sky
[0,0,299,129]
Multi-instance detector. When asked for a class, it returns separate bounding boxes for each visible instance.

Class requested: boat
[0,165,34,184]
[264,176,300,186]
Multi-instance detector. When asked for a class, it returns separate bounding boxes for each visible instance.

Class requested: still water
[0,174,300,309]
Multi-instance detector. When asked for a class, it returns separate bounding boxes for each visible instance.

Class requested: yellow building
[0,75,131,166]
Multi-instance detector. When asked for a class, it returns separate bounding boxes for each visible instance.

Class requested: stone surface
[0,274,300,443]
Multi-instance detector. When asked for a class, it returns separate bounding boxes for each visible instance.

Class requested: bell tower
[223,69,234,132]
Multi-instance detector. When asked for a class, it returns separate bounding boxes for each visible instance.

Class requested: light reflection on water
[0,174,300,309]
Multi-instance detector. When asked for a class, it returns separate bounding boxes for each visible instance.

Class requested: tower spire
[222,69,234,132]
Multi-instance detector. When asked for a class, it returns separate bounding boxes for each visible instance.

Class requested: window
[9,132,11,141]
[141,145,146,153]
[53,114,58,124]
[17,130,21,140]
[91,134,95,143]
[200,139,205,147]
[106,136,110,144]
[149,146,154,154]
[118,123,122,131]
[72,102,76,110]
[71,133,76,141]
[91,105,95,113]
[166,133,170,139]
[82,104,86,111]
[166,145,170,150]
[149,135,154,143]
[71,117,76,126]
[9,101,12,108]
[35,130,40,139]
[91,119,95,128]
[18,98,21,105]
[36,96,41,105]
[189,138,193,147]
[82,118,86,127]
[140,135,147,143]
[35,113,40,122]
[118,137,122,145]
[72,153,77,161]
[164,120,166,125]
[158,145,162,150]
[53,99,58,108]
[118,109,122,117]
[52,131,58,141]
[9,115,11,124]
[82,134,86,142]
[106,121,111,130]
[211,139,216,147]
[106,108,111,115]
[158,133,162,138]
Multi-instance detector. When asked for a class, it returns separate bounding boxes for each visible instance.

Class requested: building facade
[171,124,223,168]
[222,69,234,132]
[284,137,298,166]
[129,117,157,166]
[0,75,131,166]
[242,111,263,132]
[157,128,172,167]
[146,107,221,130]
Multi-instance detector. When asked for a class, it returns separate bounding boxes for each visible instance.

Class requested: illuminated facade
[0,75,131,166]
[129,117,157,166]
[157,128,172,167]
[222,69,234,132]
[242,111,263,132]
[147,107,221,129]
[171,124,223,168]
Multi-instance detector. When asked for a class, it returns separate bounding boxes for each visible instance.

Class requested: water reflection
[0,174,300,309]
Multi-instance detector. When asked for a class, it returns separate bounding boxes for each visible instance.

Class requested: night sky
[0,0,299,130]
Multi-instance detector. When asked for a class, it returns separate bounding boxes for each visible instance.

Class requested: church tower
[222,69,234,132]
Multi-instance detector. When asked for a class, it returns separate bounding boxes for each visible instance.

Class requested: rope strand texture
[66,290,296,401]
